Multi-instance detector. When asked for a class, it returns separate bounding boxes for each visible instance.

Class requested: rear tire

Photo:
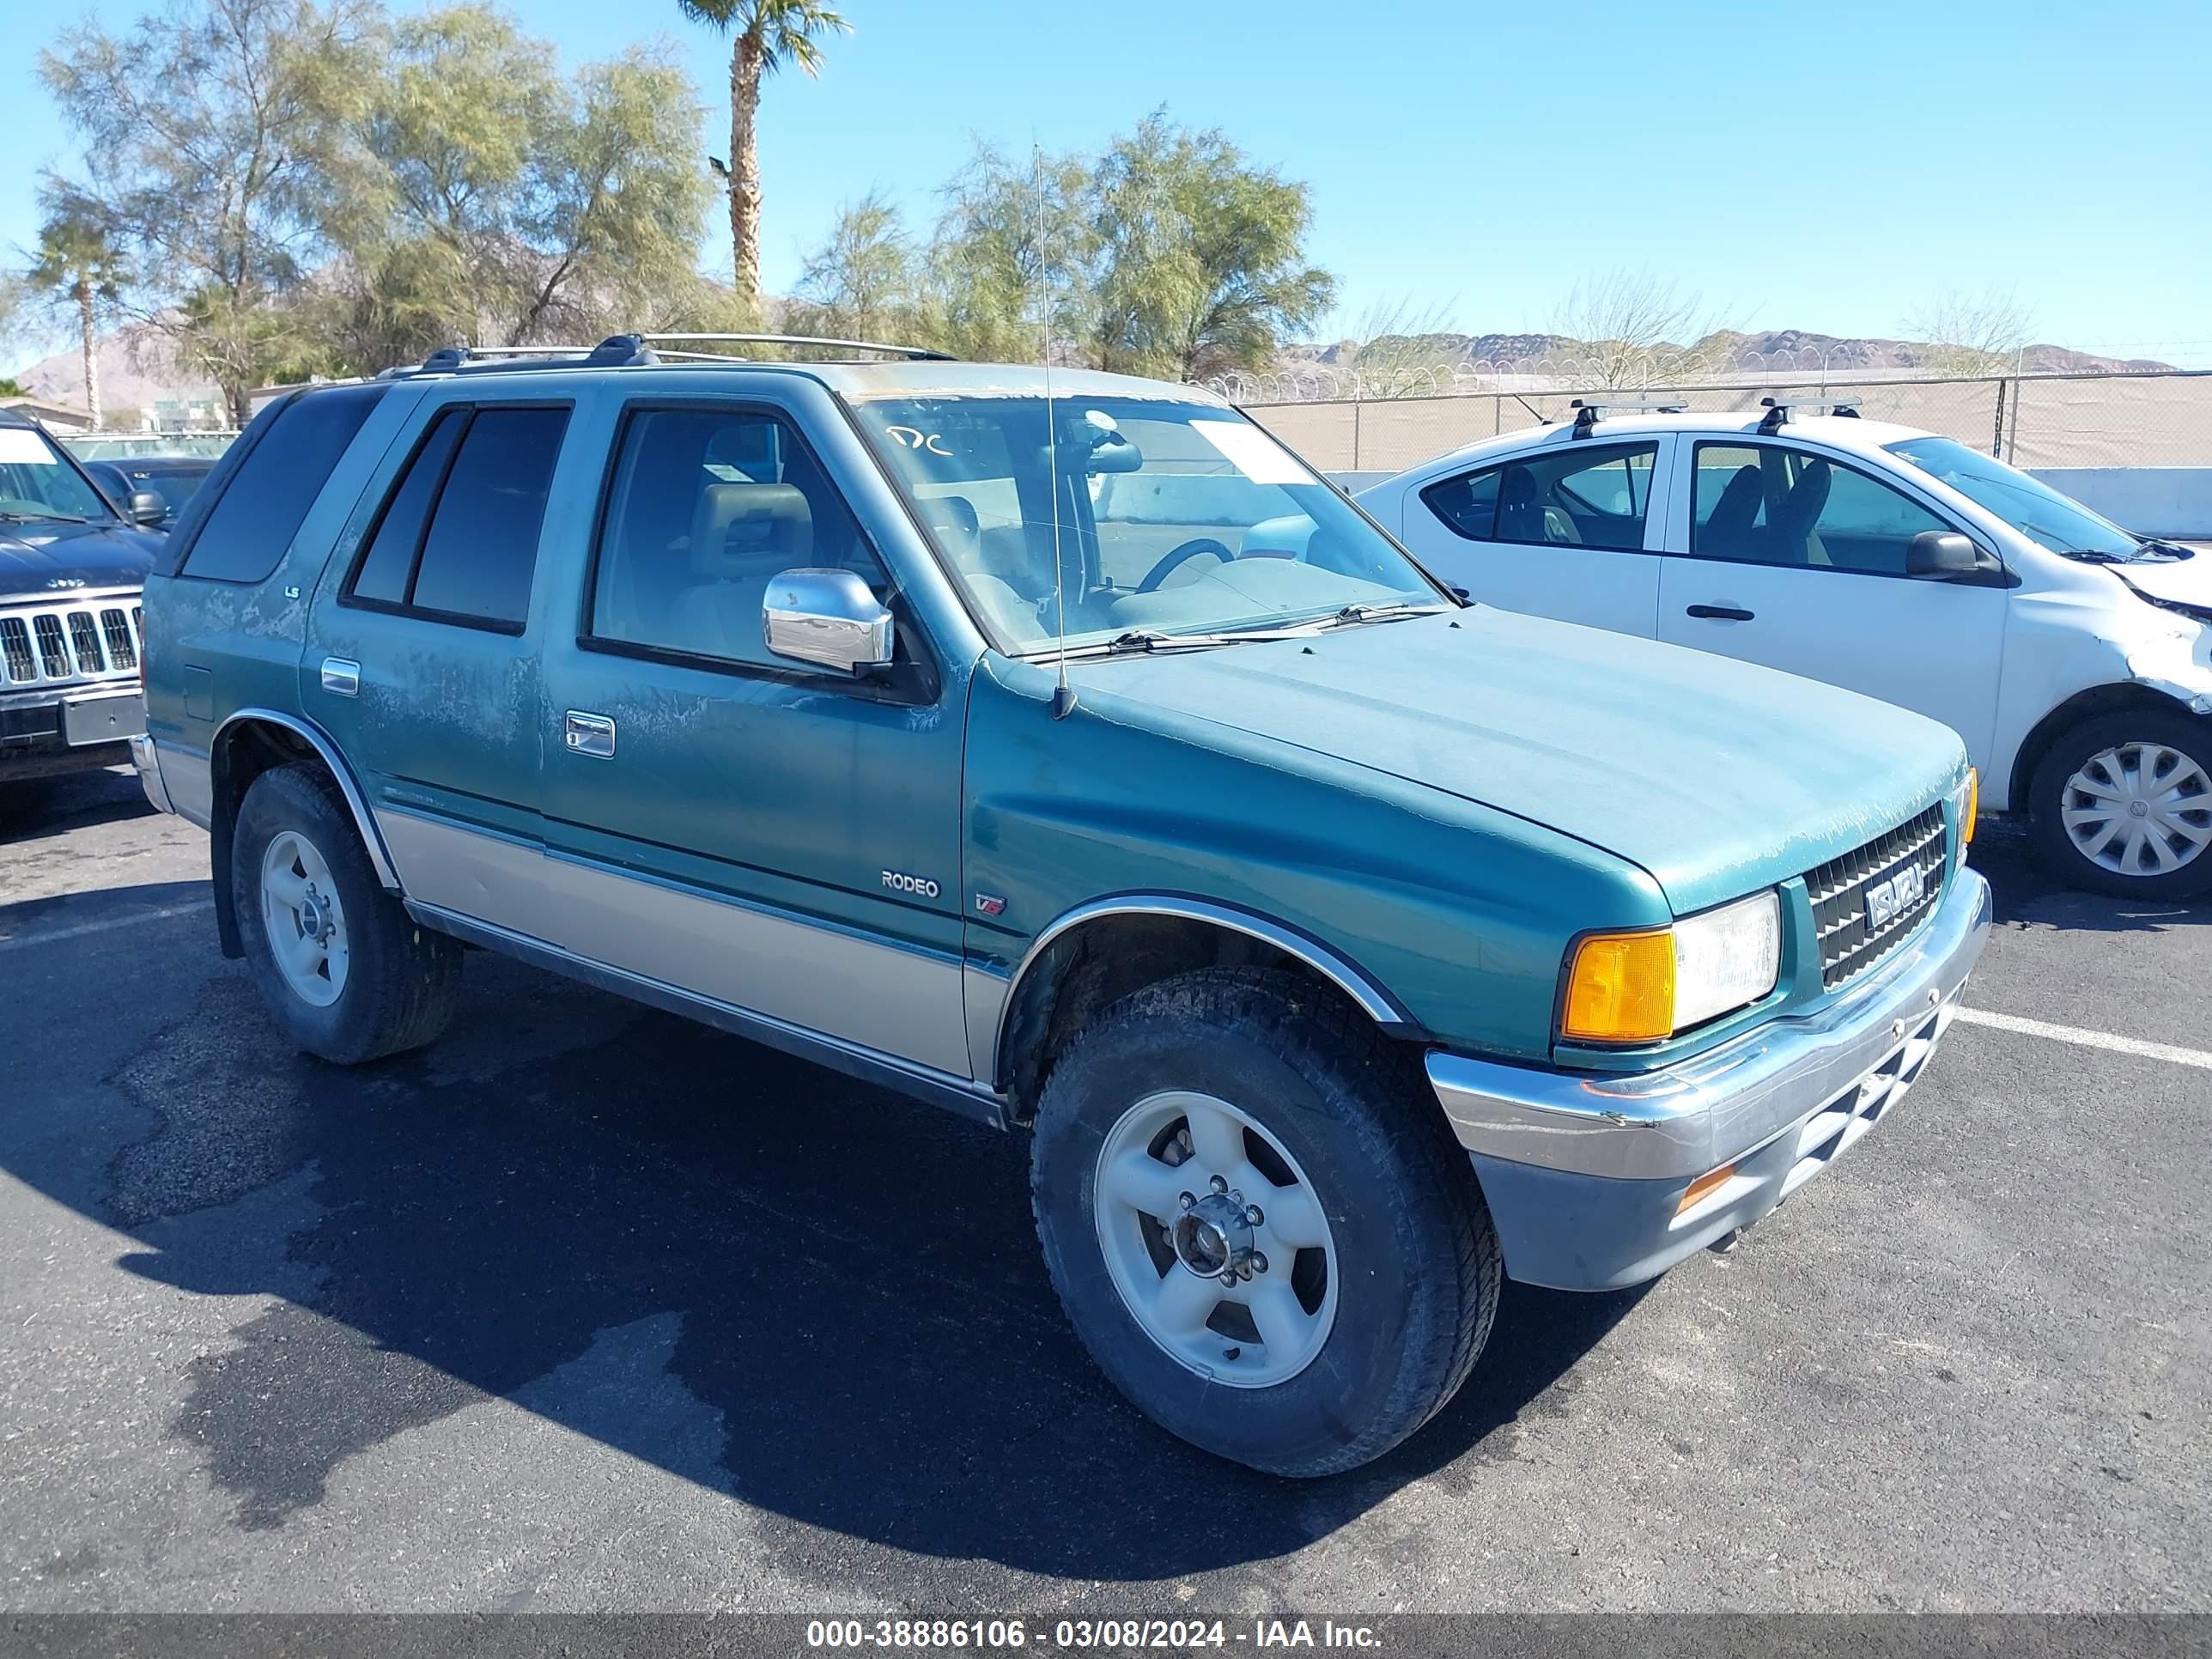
[2027,711,2212,899]
[1031,966,1499,1477]
[232,763,461,1063]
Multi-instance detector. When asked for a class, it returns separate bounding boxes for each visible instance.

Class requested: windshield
[0,424,113,522]
[1887,436,2137,558]
[848,393,1447,653]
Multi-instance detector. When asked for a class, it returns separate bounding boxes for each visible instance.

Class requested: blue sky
[4,0,2208,362]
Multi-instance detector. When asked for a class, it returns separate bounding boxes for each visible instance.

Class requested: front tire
[2028,711,2212,899]
[1030,967,1499,1477]
[232,763,461,1063]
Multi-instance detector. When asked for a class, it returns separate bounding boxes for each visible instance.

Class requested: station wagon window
[586,405,894,672]
[1419,441,1656,552]
[178,383,385,584]
[1691,442,1952,575]
[343,404,569,629]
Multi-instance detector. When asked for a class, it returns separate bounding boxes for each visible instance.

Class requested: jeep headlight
[1562,890,1781,1044]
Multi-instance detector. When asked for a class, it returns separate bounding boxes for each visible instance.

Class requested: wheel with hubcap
[233,763,462,1063]
[2029,712,2212,899]
[1032,966,1500,1476]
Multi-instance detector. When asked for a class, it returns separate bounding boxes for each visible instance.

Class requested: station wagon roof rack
[639,331,957,362]
[1756,393,1862,433]
[380,334,659,378]
[378,330,957,381]
[1568,398,1688,437]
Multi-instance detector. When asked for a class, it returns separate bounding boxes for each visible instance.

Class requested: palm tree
[29,202,125,428]
[680,0,850,313]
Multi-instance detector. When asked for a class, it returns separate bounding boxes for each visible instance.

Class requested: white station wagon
[1358,399,2212,898]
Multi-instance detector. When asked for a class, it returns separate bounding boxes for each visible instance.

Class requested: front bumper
[1426,867,1992,1291]
[129,732,173,814]
[0,689,147,782]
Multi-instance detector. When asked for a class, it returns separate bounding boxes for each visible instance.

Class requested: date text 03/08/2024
[805,1620,1382,1650]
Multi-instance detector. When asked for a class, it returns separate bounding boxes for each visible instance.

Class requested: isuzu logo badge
[1864,860,1926,932]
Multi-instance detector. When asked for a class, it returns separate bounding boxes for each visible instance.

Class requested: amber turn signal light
[1677,1163,1737,1214]
[1560,928,1675,1044]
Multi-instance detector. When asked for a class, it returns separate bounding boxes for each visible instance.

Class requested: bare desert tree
[1904,287,2034,375]
[1552,267,1736,388]
[1334,296,1468,398]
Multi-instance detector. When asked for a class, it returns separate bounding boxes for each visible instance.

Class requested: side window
[586,405,891,672]
[1494,442,1658,551]
[344,404,569,630]
[1692,443,1950,574]
[1420,466,1500,540]
[177,384,385,584]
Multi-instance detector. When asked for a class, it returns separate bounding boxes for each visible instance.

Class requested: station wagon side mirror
[1905,530,1984,579]
[763,568,896,676]
[126,489,168,528]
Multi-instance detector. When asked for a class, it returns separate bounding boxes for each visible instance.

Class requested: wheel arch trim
[988,893,1419,1087]
[214,707,401,893]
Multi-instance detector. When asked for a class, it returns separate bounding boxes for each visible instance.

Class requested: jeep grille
[1806,803,1948,992]
[0,598,144,690]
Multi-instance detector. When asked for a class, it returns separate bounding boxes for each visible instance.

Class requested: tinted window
[403,407,568,627]
[589,405,887,669]
[1692,442,1950,574]
[179,385,384,583]
[1422,466,1500,539]
[1496,443,1657,551]
[349,410,468,605]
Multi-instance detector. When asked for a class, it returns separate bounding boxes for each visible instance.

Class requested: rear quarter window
[173,385,386,584]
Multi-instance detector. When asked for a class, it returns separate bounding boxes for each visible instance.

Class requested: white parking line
[0,897,214,951]
[1956,1006,2212,1072]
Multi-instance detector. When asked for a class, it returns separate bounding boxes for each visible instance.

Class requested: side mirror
[762,568,896,676]
[1905,530,1983,578]
[126,490,168,528]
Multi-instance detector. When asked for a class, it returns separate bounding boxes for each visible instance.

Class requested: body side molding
[987,893,1421,1085]
[410,901,1008,1130]
[214,706,403,892]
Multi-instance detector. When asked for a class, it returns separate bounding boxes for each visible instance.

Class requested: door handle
[1686,604,1755,622]
[564,710,616,759]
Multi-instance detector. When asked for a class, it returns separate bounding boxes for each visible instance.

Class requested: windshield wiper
[2054,546,2129,563]
[1321,601,1451,628]
[0,510,88,525]
[2131,537,2195,562]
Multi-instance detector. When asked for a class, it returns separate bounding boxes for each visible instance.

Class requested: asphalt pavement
[1,767,2205,1614]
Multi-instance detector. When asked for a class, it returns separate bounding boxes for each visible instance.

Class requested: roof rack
[1757,394,1861,433]
[1569,398,1687,437]
[380,334,659,379]
[639,332,956,362]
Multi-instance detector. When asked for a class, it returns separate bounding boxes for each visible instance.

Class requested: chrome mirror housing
[762,568,896,676]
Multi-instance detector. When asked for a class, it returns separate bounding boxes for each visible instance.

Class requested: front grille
[0,597,144,690]
[1806,803,1948,991]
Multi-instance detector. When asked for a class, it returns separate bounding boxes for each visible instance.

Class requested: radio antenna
[1037,141,1076,720]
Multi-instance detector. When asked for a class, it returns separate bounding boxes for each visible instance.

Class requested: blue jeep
[132,334,1990,1475]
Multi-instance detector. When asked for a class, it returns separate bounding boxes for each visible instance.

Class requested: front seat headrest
[690,483,812,581]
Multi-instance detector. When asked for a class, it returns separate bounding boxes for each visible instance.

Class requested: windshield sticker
[884,424,952,457]
[1190,421,1312,486]
[0,429,58,465]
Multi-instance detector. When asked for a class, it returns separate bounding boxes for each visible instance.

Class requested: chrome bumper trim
[1427,868,1992,1181]
[130,733,173,816]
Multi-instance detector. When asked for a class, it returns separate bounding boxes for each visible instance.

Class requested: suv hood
[0,518,159,595]
[1073,607,1963,915]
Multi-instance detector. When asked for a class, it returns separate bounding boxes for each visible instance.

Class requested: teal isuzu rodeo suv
[131,335,1990,1475]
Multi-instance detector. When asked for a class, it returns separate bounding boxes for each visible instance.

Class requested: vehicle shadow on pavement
[9,948,1648,1583]
[0,769,155,844]
[1970,819,2207,935]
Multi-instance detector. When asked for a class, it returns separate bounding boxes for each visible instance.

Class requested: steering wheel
[1134,538,1237,594]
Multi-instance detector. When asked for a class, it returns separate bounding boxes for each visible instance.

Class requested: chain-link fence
[1236,370,2212,475]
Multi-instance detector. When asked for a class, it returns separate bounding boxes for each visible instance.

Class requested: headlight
[1954,767,1978,846]
[1562,890,1781,1044]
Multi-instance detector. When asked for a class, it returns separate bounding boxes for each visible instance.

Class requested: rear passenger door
[1398,437,1668,637]
[533,393,972,1079]
[305,396,581,939]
